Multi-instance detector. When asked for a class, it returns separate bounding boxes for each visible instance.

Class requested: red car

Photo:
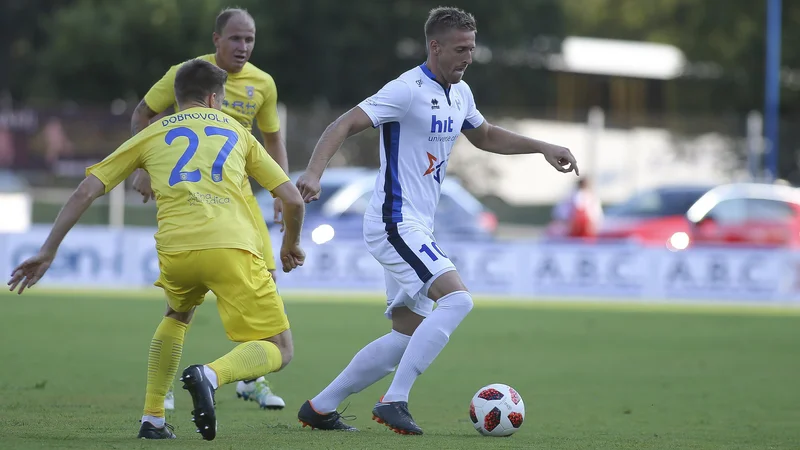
[682,183,800,249]
[594,185,714,246]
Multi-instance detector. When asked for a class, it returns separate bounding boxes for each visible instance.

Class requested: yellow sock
[166,321,192,394]
[207,341,282,387]
[143,317,187,417]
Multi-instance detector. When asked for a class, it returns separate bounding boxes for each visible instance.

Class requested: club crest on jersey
[431,98,440,110]
[416,79,423,87]
[246,86,255,98]
[423,152,445,184]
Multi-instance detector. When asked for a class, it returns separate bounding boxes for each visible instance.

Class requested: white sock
[383,291,473,403]
[203,365,219,390]
[141,415,165,428]
[311,330,411,413]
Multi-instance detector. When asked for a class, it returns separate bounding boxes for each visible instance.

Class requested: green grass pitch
[0,289,798,449]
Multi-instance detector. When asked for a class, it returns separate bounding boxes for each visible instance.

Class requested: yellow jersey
[143,54,280,133]
[86,107,289,257]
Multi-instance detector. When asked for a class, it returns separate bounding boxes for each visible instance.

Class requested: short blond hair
[424,6,477,42]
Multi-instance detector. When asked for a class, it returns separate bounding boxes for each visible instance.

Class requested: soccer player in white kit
[296,7,579,435]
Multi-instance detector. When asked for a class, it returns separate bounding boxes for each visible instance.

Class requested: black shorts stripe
[385,223,433,283]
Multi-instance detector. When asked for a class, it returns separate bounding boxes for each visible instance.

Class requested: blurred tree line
[3,0,799,116]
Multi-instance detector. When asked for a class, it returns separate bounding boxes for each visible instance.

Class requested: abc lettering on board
[664,253,774,294]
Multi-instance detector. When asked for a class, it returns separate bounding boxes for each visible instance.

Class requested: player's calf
[181,336,288,438]
[382,290,473,404]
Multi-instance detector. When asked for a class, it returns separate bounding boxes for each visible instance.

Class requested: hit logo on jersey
[430,115,454,133]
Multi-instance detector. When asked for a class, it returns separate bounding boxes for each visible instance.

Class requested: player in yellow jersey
[8,59,306,441]
[130,7,288,410]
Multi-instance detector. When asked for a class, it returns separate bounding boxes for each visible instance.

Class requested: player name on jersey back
[161,111,231,127]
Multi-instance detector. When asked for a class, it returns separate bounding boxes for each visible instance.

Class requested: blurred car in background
[591,185,714,245]
[678,183,800,249]
[255,167,498,243]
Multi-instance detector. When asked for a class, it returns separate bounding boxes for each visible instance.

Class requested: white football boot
[164,387,175,411]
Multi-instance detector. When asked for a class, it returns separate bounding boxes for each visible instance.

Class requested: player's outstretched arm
[463,122,579,176]
[296,107,374,202]
[130,99,160,202]
[7,175,106,294]
[271,181,306,273]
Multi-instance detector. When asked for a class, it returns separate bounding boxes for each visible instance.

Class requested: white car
[255,167,497,243]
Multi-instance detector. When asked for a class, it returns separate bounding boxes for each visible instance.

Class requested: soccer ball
[469,383,525,437]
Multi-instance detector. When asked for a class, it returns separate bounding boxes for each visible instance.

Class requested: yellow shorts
[154,248,289,342]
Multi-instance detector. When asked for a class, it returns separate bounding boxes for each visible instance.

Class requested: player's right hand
[296,172,322,203]
[542,145,580,176]
[280,244,305,273]
[132,168,155,203]
[8,251,55,294]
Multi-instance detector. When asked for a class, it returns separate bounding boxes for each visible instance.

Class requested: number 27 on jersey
[165,126,239,186]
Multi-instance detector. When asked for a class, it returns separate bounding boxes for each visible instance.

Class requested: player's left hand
[273,197,284,232]
[8,251,55,294]
[543,145,580,176]
[280,244,305,273]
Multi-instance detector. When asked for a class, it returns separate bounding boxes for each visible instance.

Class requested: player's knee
[265,329,293,371]
[427,270,468,301]
[440,290,474,315]
[164,305,194,324]
[277,340,293,371]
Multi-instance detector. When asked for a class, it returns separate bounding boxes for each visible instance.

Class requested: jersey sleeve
[143,64,179,113]
[255,74,280,133]
[244,133,290,191]
[357,79,413,127]
[85,135,146,193]
[460,82,485,130]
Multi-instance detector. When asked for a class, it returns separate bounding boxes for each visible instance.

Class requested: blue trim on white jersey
[385,222,433,283]
[419,63,451,105]
[381,122,403,223]
[420,63,437,81]
[462,120,476,130]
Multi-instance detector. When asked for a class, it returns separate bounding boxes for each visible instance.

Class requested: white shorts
[363,218,456,319]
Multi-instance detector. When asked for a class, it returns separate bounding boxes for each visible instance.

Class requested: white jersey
[357,64,485,230]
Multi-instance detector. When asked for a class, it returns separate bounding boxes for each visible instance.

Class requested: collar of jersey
[419,63,451,103]
[178,106,215,114]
